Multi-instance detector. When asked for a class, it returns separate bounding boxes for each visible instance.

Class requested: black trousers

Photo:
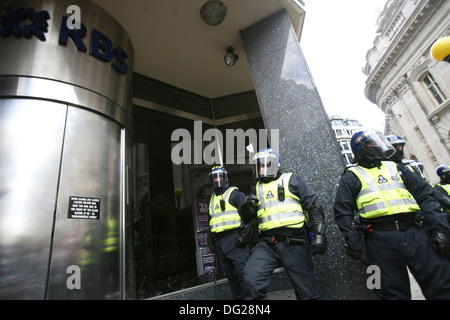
[243,240,319,300]
[214,230,250,300]
[365,226,450,299]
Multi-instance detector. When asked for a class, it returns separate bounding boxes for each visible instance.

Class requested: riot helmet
[436,164,450,183]
[253,148,280,180]
[351,130,396,162]
[403,159,425,178]
[209,166,228,189]
[386,135,406,162]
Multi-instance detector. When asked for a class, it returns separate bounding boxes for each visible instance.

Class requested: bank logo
[0,5,129,75]
[0,7,50,41]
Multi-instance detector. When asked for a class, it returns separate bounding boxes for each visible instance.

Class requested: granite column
[240,9,378,299]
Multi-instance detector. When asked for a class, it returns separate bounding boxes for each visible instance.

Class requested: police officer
[434,165,450,214]
[385,135,425,178]
[208,166,249,300]
[240,148,327,300]
[385,135,406,163]
[334,129,450,299]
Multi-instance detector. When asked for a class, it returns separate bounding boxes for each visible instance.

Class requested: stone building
[329,115,363,166]
[363,0,450,183]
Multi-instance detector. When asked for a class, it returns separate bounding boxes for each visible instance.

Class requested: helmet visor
[357,130,395,159]
[253,155,278,179]
[415,163,425,178]
[209,170,227,189]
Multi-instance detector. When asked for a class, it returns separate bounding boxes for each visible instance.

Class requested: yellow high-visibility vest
[437,184,450,195]
[348,161,420,219]
[209,187,242,233]
[256,173,305,231]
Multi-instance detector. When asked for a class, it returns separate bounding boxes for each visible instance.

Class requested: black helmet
[351,130,395,162]
[386,135,406,162]
[436,164,450,183]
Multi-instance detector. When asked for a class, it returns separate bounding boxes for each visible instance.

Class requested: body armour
[348,161,420,219]
[209,187,242,233]
[256,173,305,231]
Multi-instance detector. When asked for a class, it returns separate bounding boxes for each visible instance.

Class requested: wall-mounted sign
[195,199,209,230]
[68,196,100,220]
[0,6,129,75]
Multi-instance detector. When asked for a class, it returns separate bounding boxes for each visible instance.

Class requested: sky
[300,0,388,131]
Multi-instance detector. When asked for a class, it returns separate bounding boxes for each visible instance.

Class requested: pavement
[267,269,426,300]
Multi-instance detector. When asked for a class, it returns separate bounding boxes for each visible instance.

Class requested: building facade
[329,116,363,166]
[363,0,450,183]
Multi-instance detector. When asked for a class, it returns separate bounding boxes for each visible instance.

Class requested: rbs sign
[59,16,129,75]
[0,6,129,75]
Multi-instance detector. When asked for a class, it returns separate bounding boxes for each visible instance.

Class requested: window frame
[422,72,447,105]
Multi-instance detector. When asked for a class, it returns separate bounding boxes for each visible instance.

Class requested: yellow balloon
[430,36,450,62]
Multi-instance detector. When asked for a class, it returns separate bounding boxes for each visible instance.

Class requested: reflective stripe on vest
[437,184,450,196]
[256,173,304,231]
[348,161,420,219]
[209,187,242,233]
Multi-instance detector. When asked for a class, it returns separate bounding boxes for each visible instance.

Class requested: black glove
[245,194,258,205]
[235,218,260,248]
[432,232,450,255]
[239,194,259,224]
[308,206,327,255]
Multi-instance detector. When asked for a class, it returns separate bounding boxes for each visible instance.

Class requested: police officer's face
[367,142,379,148]
[258,162,271,176]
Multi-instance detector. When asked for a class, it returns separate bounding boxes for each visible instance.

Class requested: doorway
[131,103,264,299]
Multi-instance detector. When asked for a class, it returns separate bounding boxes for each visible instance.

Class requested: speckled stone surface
[240,9,378,300]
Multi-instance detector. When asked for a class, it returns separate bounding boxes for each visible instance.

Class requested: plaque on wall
[68,196,100,220]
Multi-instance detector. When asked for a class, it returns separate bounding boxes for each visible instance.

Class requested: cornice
[379,75,408,110]
[365,0,441,104]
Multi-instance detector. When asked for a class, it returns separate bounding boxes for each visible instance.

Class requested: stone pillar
[240,9,377,299]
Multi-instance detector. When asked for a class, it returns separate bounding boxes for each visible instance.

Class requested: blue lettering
[59,16,87,52]
[112,47,129,75]
[89,28,113,62]
[1,7,129,75]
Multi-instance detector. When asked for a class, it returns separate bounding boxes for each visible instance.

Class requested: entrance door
[0,99,67,299]
[0,99,132,299]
